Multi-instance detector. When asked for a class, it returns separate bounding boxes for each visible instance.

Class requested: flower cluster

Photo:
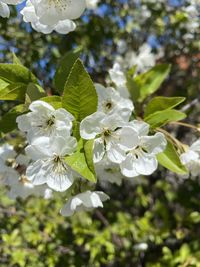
[0,81,171,216]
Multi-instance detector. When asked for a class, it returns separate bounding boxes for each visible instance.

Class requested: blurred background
[0,0,200,266]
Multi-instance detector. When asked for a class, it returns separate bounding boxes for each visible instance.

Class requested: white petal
[26,160,47,185]
[129,120,150,136]
[16,114,31,132]
[55,19,76,34]
[101,113,124,130]
[93,138,105,163]
[25,136,51,160]
[60,190,109,217]
[120,154,139,178]
[118,126,139,150]
[96,191,110,202]
[32,21,54,34]
[60,197,83,217]
[134,154,158,175]
[50,136,77,156]
[190,139,200,153]
[21,0,38,23]
[47,168,74,192]
[107,143,126,163]
[0,2,10,18]
[141,132,167,155]
[60,0,86,20]
[109,63,126,85]
[80,112,105,139]
[180,150,199,165]
[29,100,55,112]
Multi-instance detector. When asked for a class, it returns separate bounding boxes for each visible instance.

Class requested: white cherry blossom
[26,135,77,192]
[30,0,86,26]
[125,43,156,73]
[120,120,167,177]
[16,100,74,142]
[180,139,200,178]
[0,144,51,199]
[109,63,130,99]
[60,190,109,217]
[80,112,139,163]
[21,0,76,34]
[8,174,52,200]
[95,83,133,120]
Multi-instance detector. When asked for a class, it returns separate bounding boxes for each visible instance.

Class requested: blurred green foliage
[0,175,200,266]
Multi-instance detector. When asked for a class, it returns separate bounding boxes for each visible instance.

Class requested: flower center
[102,99,114,113]
[19,175,31,185]
[47,0,69,10]
[130,146,147,159]
[52,155,68,174]
[46,115,55,127]
[103,129,112,137]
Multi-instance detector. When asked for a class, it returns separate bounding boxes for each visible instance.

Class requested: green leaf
[0,78,9,90]
[0,64,38,84]
[0,104,27,134]
[12,53,23,65]
[25,83,46,103]
[0,83,28,101]
[53,47,82,94]
[144,96,186,117]
[127,64,171,103]
[62,59,98,121]
[41,96,62,109]
[157,141,187,174]
[145,109,186,129]
[84,139,96,176]
[65,138,96,183]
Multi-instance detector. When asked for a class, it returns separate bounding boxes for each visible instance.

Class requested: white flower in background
[109,63,130,99]
[180,139,200,178]
[30,0,86,27]
[16,100,74,142]
[0,143,16,161]
[95,83,133,120]
[134,243,148,251]
[0,159,18,185]
[80,112,139,163]
[26,135,77,192]
[86,0,99,9]
[60,190,109,217]
[120,120,167,177]
[0,0,23,18]
[8,174,52,200]
[0,143,51,199]
[125,43,156,73]
[114,43,156,74]
[0,144,17,185]
[95,157,123,186]
[0,2,10,18]
[21,1,76,34]
[116,39,127,54]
